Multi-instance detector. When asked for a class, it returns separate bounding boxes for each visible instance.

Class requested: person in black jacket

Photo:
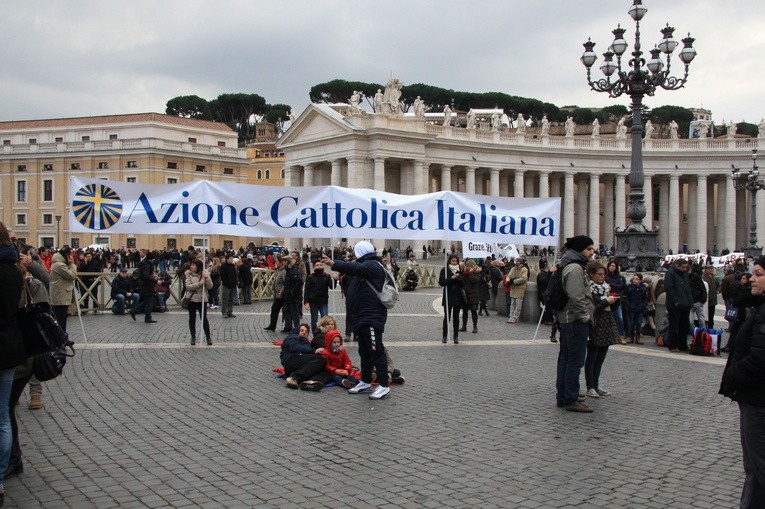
[130,249,157,323]
[322,241,391,400]
[439,254,465,344]
[110,267,134,315]
[238,257,254,305]
[303,260,333,332]
[282,255,304,332]
[663,258,694,352]
[280,323,328,391]
[219,254,238,318]
[720,256,765,508]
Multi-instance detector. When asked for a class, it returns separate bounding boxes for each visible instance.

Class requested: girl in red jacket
[321,330,359,388]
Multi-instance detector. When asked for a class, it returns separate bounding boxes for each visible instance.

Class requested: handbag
[643,301,656,317]
[724,306,740,322]
[181,291,191,309]
[17,280,70,358]
[32,342,75,382]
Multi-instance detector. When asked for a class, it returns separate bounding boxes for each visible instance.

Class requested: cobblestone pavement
[6,289,742,508]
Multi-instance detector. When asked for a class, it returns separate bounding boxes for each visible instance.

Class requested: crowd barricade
[71,265,443,312]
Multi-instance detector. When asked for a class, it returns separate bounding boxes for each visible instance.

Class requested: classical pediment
[277,104,357,148]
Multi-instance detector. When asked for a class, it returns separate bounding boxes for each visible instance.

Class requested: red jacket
[321,346,352,375]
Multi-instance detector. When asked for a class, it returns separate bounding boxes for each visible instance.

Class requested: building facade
[0,113,255,251]
[277,104,763,255]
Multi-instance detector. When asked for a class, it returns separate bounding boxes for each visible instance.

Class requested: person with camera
[503,257,529,324]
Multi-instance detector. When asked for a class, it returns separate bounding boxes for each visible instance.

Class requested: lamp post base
[744,246,763,259]
[614,229,661,272]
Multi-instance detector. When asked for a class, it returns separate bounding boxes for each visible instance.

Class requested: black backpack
[542,263,569,311]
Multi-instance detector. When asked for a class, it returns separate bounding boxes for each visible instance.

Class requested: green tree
[598,104,629,122]
[165,95,212,119]
[570,108,596,125]
[209,93,268,143]
[263,103,292,134]
[309,79,380,106]
[736,122,758,137]
[649,105,694,138]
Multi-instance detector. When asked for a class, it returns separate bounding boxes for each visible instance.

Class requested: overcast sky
[2,1,763,125]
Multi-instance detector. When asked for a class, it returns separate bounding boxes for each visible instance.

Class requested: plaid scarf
[590,280,611,302]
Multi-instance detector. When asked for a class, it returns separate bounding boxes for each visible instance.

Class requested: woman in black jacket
[439,254,465,344]
[280,323,328,391]
[720,257,765,508]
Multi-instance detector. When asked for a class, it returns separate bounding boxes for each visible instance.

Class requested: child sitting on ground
[320,330,359,388]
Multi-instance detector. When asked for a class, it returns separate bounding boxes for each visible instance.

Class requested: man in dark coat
[703,264,719,329]
[238,257,254,305]
[131,249,157,323]
[219,254,238,318]
[110,267,134,315]
[322,241,391,400]
[663,258,693,351]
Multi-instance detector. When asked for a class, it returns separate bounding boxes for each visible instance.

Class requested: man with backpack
[555,235,596,413]
[322,241,391,400]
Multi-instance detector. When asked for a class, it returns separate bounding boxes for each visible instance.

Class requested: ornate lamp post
[580,0,696,270]
[731,149,764,259]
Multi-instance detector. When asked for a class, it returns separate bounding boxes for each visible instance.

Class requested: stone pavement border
[5,289,741,508]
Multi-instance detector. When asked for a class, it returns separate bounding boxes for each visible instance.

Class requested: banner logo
[72,184,123,230]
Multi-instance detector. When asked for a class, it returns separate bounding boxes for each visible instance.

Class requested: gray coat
[558,250,594,324]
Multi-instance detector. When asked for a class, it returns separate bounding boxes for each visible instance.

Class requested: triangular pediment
[277,104,357,148]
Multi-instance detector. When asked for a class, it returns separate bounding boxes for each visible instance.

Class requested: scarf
[590,279,611,303]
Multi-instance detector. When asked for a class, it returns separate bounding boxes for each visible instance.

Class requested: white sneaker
[596,388,611,396]
[348,381,372,394]
[586,388,600,398]
[369,386,390,400]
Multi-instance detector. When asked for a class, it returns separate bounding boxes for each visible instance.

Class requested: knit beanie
[354,240,376,259]
[564,235,595,254]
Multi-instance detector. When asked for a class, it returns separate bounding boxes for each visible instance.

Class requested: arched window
[265,170,271,179]
[256,170,262,179]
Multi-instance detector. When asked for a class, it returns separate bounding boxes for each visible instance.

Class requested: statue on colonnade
[669,120,679,139]
[565,116,576,137]
[591,118,600,138]
[616,117,627,139]
[443,104,452,127]
[516,113,526,134]
[382,78,403,116]
[541,115,550,135]
[413,96,426,118]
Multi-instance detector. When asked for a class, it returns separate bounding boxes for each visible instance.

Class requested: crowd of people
[4,231,765,505]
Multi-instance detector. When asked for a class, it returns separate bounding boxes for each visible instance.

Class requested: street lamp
[731,149,764,259]
[580,0,696,270]
[55,215,62,249]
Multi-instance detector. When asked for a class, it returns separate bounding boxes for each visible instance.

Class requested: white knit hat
[354,240,376,259]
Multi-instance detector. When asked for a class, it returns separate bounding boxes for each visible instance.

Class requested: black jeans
[283,355,330,384]
[739,402,765,508]
[53,304,69,332]
[267,298,285,329]
[284,300,302,331]
[443,305,460,339]
[188,301,211,341]
[356,326,388,386]
[585,345,609,391]
[667,307,691,350]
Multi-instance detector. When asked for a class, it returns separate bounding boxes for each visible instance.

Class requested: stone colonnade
[285,158,752,255]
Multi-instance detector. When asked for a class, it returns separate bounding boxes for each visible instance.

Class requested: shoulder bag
[17,280,70,358]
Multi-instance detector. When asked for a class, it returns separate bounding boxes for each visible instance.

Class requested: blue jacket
[331,253,387,333]
[280,330,316,367]
[664,265,693,310]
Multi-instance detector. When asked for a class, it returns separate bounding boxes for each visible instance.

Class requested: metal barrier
[74,266,444,311]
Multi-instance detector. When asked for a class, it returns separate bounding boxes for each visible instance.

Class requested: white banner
[69,178,561,245]
[462,242,519,260]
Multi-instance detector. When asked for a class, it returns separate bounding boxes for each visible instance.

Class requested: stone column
[709,180,718,252]
[720,174,736,252]
[539,171,550,198]
[659,177,670,254]
[514,169,525,198]
[615,174,626,233]
[589,173,600,246]
[373,157,385,191]
[490,168,500,197]
[331,159,342,186]
[564,172,575,239]
[696,175,707,253]
[465,166,476,195]
[644,174,653,230]
[499,173,509,197]
[413,160,425,195]
[669,175,681,253]
[303,163,315,187]
[440,165,452,192]
[575,176,588,234]
[687,179,698,252]
[603,176,614,249]
[346,157,365,189]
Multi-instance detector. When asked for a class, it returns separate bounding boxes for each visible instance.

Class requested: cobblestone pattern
[6,289,741,508]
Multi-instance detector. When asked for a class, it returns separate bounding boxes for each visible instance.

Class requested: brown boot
[635,334,644,345]
[28,394,43,410]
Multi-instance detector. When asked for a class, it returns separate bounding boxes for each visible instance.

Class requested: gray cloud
[1,0,762,123]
